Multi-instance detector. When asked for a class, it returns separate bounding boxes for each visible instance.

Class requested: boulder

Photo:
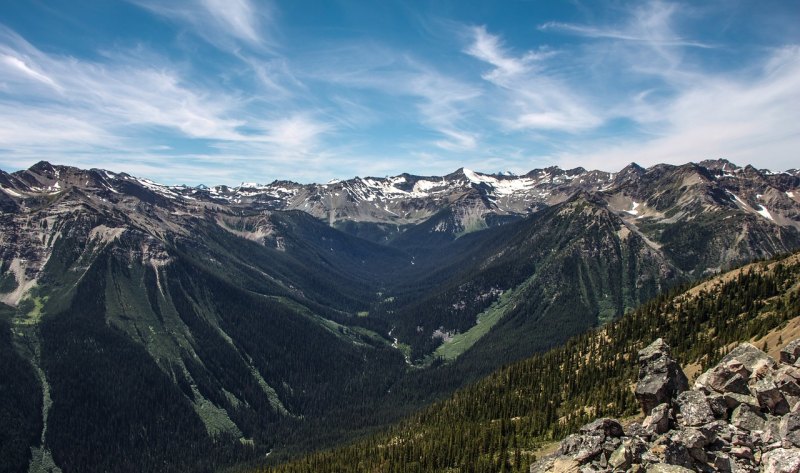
[719,343,776,375]
[730,404,766,432]
[579,418,624,438]
[780,339,800,365]
[643,404,672,434]
[781,412,800,448]
[762,448,800,473]
[751,376,791,415]
[635,339,689,415]
[674,390,714,427]
[557,433,605,464]
[705,393,729,418]
[723,392,760,410]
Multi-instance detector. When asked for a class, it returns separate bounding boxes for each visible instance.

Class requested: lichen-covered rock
[762,447,800,473]
[752,376,791,415]
[781,412,800,448]
[725,343,777,371]
[724,392,760,410]
[580,418,624,438]
[674,390,714,427]
[635,339,689,415]
[730,403,767,431]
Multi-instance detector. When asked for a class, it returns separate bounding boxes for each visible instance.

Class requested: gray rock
[781,412,800,448]
[718,343,776,376]
[644,465,693,473]
[752,376,791,415]
[762,416,784,446]
[675,390,714,427]
[706,393,729,418]
[608,444,631,471]
[581,418,625,438]
[635,339,689,415]
[780,339,800,365]
[729,445,754,460]
[724,392,760,410]
[643,404,672,434]
[673,427,711,463]
[730,404,766,431]
[762,447,800,473]
[710,452,734,472]
[776,367,800,398]
[559,433,606,464]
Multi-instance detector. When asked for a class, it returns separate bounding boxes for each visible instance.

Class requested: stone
[644,464,693,473]
[706,365,749,394]
[643,404,672,434]
[752,376,791,415]
[776,368,800,397]
[581,418,625,438]
[662,439,694,469]
[674,390,714,426]
[780,339,800,365]
[673,427,711,463]
[635,339,689,415]
[762,447,800,473]
[711,452,734,472]
[762,417,784,445]
[559,433,606,464]
[706,393,728,418]
[718,343,776,376]
[781,412,800,448]
[729,445,754,460]
[608,444,631,471]
[730,404,766,432]
[724,392,760,410]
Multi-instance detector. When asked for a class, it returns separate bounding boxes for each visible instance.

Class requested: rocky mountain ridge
[531,339,800,472]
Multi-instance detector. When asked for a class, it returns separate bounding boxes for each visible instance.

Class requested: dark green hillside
[262,252,800,473]
[377,194,676,364]
[33,229,410,472]
[0,304,42,473]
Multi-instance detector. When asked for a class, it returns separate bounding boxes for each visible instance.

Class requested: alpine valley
[1,159,800,473]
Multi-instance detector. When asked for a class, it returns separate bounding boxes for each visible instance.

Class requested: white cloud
[129,0,271,49]
[555,45,800,172]
[1,54,61,90]
[464,26,602,133]
[301,43,482,151]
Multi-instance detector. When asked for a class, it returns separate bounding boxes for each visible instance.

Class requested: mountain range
[1,159,799,472]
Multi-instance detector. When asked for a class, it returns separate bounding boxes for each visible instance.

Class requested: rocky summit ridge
[531,339,800,473]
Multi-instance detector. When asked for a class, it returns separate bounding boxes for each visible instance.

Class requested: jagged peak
[698,158,740,172]
[27,160,56,174]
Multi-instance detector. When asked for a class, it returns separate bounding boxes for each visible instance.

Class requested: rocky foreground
[531,338,800,472]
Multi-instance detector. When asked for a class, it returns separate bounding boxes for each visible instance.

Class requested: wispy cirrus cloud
[555,45,800,172]
[464,25,601,133]
[539,1,713,49]
[300,42,482,152]
[0,24,334,182]
[128,0,273,49]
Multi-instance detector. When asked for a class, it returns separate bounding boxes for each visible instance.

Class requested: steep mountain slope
[376,192,676,364]
[0,163,413,472]
[262,252,800,473]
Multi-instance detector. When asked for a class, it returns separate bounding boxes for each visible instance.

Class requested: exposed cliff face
[531,339,800,473]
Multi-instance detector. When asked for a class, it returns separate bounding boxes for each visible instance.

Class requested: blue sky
[0,0,798,185]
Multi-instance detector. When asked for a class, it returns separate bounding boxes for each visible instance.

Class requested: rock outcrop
[531,339,800,473]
